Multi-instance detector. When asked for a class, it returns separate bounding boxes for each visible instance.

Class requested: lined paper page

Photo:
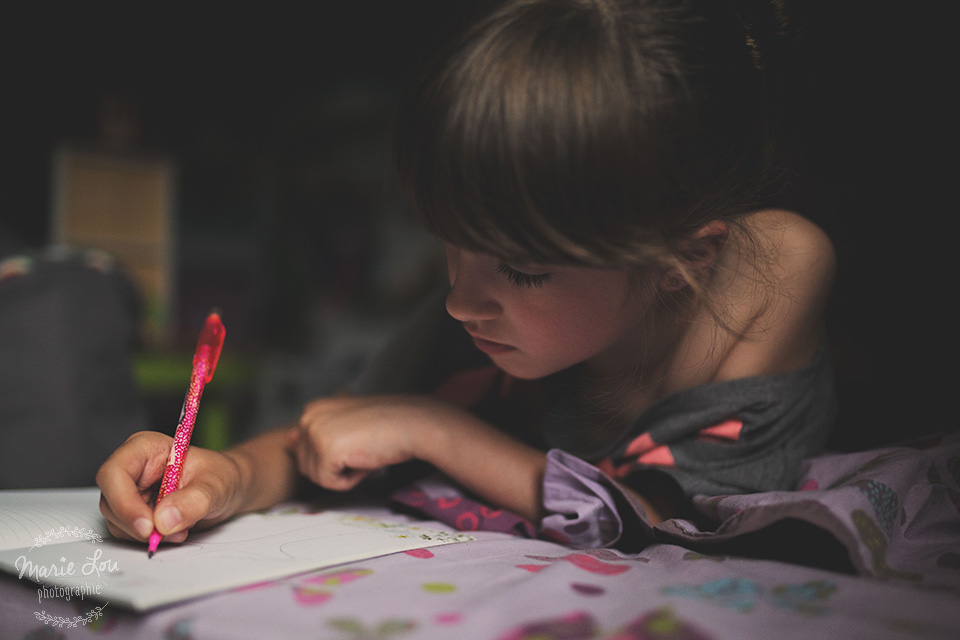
[0,487,107,551]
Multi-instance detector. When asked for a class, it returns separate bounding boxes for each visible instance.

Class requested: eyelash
[496,262,551,288]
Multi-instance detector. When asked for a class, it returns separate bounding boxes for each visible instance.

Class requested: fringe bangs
[392,0,780,269]
[394,1,675,268]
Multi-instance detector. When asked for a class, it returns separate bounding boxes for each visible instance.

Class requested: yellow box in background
[51,146,176,346]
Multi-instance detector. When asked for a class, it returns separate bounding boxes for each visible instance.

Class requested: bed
[1,433,957,639]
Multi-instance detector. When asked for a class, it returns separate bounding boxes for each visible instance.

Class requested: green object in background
[196,401,231,451]
[134,352,255,391]
[134,351,256,452]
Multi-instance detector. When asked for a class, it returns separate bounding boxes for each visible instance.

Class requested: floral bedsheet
[1,434,958,639]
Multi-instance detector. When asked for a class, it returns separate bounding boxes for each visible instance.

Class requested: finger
[96,432,172,541]
[151,480,217,537]
[165,530,189,543]
[318,465,368,492]
[284,426,298,448]
[299,398,329,426]
[98,494,154,542]
[299,394,360,426]
[292,431,320,485]
[308,441,369,491]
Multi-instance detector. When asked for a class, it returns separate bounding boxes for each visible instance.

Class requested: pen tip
[148,551,154,559]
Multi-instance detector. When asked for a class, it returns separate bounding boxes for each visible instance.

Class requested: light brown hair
[393,0,802,273]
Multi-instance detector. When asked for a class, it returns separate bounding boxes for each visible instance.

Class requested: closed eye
[496,262,551,288]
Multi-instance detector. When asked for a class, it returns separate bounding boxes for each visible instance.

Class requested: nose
[444,247,501,322]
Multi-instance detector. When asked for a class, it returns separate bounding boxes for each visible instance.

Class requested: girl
[97,0,836,548]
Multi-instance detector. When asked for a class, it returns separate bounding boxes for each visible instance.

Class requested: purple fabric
[396,433,960,584]
[540,449,643,547]
[392,475,538,538]
[665,432,959,583]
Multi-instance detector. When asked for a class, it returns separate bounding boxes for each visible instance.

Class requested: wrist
[406,397,463,466]
[221,428,293,513]
[221,447,254,513]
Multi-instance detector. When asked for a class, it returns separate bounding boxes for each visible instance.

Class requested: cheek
[549,280,648,347]
[504,270,649,351]
[512,296,613,350]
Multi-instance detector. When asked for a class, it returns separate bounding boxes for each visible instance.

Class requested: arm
[418,402,548,522]
[291,394,681,526]
[96,427,298,543]
[223,428,301,514]
[291,394,547,522]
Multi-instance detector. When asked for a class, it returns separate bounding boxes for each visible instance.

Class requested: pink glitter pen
[147,312,225,558]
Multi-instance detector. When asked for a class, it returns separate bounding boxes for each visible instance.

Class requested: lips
[469,333,516,355]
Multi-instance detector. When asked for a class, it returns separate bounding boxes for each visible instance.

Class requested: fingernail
[133,517,154,539]
[155,506,182,534]
[167,530,189,543]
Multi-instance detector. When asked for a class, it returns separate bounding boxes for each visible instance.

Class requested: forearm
[411,400,682,526]
[417,406,547,523]
[223,427,300,514]
[289,394,547,522]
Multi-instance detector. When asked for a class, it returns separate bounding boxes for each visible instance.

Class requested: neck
[579,296,693,423]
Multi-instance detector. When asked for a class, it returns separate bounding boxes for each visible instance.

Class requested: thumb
[153,484,214,537]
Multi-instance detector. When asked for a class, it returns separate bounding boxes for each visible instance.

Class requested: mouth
[469,333,516,356]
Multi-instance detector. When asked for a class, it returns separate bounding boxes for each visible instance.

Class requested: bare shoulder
[715,209,836,380]
[750,209,836,292]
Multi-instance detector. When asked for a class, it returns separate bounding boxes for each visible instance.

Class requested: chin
[489,356,565,381]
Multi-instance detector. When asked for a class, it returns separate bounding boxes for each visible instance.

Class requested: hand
[96,431,245,544]
[289,395,445,492]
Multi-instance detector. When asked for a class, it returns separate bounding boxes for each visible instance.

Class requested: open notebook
[0,487,473,611]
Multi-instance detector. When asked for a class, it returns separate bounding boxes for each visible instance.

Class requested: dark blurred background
[0,3,950,487]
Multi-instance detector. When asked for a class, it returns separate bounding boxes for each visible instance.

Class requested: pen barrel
[148,313,224,557]
[156,462,179,499]
[156,359,210,501]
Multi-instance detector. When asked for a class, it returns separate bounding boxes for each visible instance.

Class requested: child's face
[444,245,654,380]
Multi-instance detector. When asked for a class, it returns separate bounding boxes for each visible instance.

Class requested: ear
[659,220,729,292]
